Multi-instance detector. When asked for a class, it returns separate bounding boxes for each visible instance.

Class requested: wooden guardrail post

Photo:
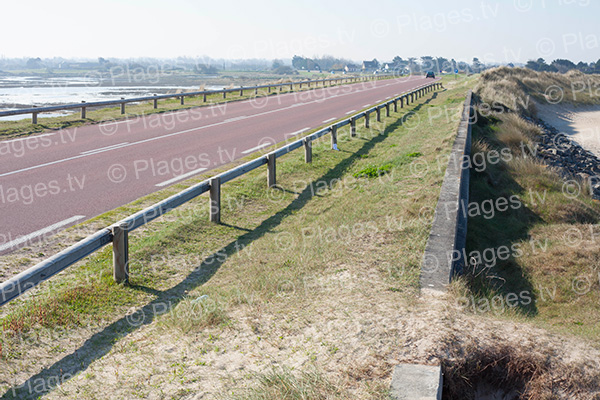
[376,107,381,122]
[240,87,244,96]
[112,222,129,284]
[81,101,86,119]
[400,97,404,108]
[223,91,227,99]
[350,118,356,137]
[180,96,185,105]
[32,106,38,124]
[331,125,337,148]
[385,103,390,117]
[210,177,221,223]
[393,99,398,112]
[268,86,271,93]
[290,83,293,91]
[365,112,370,128]
[203,93,207,102]
[267,153,276,187]
[303,138,312,163]
[121,98,125,114]
[153,94,158,109]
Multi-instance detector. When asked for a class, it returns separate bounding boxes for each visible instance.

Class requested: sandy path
[537,103,600,157]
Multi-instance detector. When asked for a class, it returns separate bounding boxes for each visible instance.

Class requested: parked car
[426,71,435,78]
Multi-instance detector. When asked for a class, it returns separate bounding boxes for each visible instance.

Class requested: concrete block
[390,363,442,400]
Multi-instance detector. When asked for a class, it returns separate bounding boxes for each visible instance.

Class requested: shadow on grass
[2,94,437,399]
[464,114,542,316]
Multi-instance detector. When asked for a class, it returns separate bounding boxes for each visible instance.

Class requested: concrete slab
[390,363,443,400]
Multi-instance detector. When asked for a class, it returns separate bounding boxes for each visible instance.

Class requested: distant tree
[525,59,540,71]
[26,57,43,69]
[450,58,458,72]
[392,56,404,65]
[525,58,557,72]
[576,61,590,73]
[292,55,307,70]
[407,57,418,73]
[421,56,435,72]
[472,57,483,72]
[306,59,320,71]
[271,59,283,70]
[551,59,576,73]
[435,57,450,72]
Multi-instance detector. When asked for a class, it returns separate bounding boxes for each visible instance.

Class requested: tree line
[525,58,600,74]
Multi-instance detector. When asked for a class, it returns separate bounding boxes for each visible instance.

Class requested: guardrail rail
[0,80,443,306]
[0,74,399,124]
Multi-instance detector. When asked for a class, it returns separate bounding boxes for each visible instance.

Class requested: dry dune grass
[475,66,600,115]
[440,333,600,400]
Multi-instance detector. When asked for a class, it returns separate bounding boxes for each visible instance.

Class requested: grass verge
[0,76,474,399]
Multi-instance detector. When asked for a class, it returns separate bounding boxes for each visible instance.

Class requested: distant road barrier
[0,80,442,306]
[0,74,397,124]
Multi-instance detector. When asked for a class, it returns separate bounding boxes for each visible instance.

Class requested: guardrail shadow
[2,93,438,400]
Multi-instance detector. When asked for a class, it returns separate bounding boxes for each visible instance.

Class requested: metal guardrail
[0,80,442,306]
[0,74,395,124]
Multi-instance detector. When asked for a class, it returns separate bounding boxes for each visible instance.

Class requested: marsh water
[0,75,231,120]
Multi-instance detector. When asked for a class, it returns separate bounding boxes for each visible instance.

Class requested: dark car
[426,71,435,78]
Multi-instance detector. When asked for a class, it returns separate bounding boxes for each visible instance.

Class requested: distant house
[344,64,360,72]
[362,60,379,71]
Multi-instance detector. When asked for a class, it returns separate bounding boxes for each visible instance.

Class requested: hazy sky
[2,0,598,63]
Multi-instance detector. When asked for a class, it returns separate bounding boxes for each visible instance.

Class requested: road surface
[0,76,438,253]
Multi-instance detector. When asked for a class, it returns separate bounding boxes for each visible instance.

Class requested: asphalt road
[0,76,438,253]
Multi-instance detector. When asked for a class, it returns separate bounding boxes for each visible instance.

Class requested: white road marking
[224,116,247,122]
[80,142,129,155]
[0,215,86,252]
[155,167,208,187]
[322,117,336,123]
[242,142,272,154]
[288,127,310,136]
[345,110,357,115]
[1,80,421,178]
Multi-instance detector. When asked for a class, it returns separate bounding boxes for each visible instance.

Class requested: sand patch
[536,103,600,157]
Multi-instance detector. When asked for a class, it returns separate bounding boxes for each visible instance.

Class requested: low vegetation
[475,66,600,115]
[0,75,474,399]
[464,68,600,340]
